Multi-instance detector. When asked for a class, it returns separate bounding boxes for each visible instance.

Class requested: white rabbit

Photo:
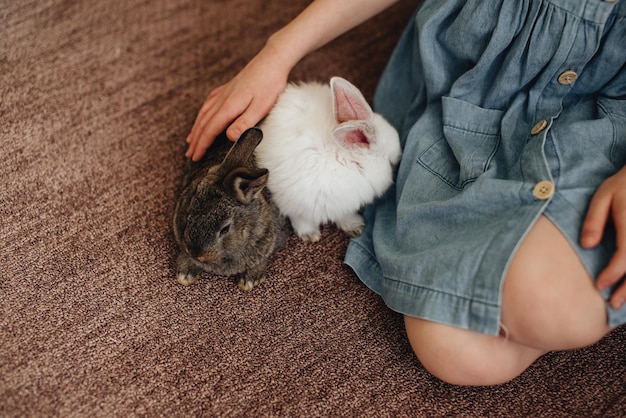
[255,76,401,242]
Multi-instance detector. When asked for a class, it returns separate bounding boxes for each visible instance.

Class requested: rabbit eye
[218,224,231,238]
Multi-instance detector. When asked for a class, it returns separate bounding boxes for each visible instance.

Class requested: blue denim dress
[344,0,626,336]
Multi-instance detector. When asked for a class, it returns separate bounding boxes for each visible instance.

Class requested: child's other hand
[581,165,626,310]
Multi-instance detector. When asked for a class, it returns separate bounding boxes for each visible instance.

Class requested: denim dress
[344,0,626,336]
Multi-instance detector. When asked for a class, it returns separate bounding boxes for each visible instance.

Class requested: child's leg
[404,216,612,386]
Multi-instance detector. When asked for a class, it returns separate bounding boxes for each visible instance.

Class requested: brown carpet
[2,0,625,416]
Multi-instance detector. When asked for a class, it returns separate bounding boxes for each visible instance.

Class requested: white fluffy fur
[255,77,401,242]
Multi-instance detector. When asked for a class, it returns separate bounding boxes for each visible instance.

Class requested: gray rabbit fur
[173,128,288,290]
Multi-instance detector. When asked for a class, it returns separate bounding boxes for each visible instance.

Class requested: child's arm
[185,0,399,161]
[581,164,626,310]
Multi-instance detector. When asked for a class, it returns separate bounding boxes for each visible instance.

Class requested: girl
[186,0,626,386]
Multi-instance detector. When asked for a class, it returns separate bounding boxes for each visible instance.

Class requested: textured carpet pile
[2,0,625,416]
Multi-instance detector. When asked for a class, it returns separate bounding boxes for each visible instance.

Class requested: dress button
[531,119,548,136]
[533,180,555,200]
[558,70,578,85]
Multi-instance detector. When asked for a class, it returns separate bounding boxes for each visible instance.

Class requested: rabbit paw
[291,219,322,242]
[176,252,203,285]
[177,271,200,286]
[299,230,321,243]
[336,213,364,237]
[237,275,266,291]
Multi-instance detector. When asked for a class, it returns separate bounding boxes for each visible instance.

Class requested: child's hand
[184,0,401,161]
[581,165,626,310]
[185,45,289,161]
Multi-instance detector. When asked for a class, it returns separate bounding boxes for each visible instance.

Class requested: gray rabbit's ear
[330,77,373,124]
[224,167,269,204]
[218,128,263,176]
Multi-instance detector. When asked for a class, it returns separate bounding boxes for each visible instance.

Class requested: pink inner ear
[333,81,372,123]
[333,123,372,149]
[344,129,369,146]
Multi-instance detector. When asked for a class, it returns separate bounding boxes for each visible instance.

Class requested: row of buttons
[531,69,578,136]
[530,70,578,136]
[527,68,577,200]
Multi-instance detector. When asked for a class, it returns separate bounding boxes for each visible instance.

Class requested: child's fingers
[581,186,611,249]
[607,249,626,309]
[188,113,229,161]
[187,92,253,161]
[593,176,626,305]
[606,194,626,308]
[225,95,277,142]
[187,87,224,143]
[186,86,226,144]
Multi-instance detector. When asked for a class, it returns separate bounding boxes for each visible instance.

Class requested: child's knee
[502,293,609,351]
[501,215,612,350]
[415,349,522,386]
[404,316,542,386]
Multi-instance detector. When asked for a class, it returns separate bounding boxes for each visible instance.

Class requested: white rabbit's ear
[330,77,373,123]
[332,121,374,150]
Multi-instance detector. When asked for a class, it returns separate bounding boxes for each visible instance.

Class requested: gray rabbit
[173,128,288,290]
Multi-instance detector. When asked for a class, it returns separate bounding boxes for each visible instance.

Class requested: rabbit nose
[196,251,221,264]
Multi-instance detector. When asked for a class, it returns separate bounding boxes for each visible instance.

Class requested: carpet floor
[2,0,625,416]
